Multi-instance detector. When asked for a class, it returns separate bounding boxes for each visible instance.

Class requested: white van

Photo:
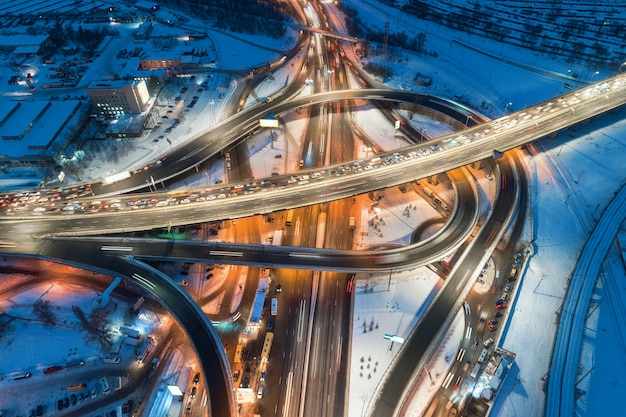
[257,386,264,399]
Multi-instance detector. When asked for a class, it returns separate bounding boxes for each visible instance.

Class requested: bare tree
[33,299,56,324]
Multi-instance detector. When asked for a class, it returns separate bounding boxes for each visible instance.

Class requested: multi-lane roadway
[1,71,625,417]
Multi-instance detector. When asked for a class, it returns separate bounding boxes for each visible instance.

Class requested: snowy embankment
[546,183,626,416]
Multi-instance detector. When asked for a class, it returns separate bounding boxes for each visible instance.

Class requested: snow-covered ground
[0,1,625,417]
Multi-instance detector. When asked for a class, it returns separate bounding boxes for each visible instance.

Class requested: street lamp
[465,114,473,127]
[504,102,513,114]
[618,61,626,74]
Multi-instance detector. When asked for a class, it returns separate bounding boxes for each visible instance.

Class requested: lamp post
[465,114,473,127]
[618,61,626,75]
[504,102,513,114]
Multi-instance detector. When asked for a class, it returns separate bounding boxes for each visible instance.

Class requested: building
[0,99,88,167]
[140,57,182,71]
[86,79,150,117]
[134,21,153,40]
[0,34,48,53]
[134,1,160,14]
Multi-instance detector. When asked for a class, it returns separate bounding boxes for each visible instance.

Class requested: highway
[1,61,625,417]
[2,78,626,235]
[369,153,521,417]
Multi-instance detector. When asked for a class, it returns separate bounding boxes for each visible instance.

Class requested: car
[471,339,478,350]
[501,293,508,300]
[233,369,240,381]
[205,273,213,280]
[63,397,69,408]
[488,324,498,331]
[504,284,511,292]
[489,319,499,325]
[493,311,503,318]
[180,270,189,276]
[57,399,64,411]
[276,283,282,293]
[71,394,77,406]
[268,321,274,330]
[36,405,43,416]
[260,370,266,381]
[495,303,507,310]
[193,373,200,384]
[483,337,494,347]
[508,276,517,282]
[91,388,97,399]
[190,386,197,398]
[495,299,504,305]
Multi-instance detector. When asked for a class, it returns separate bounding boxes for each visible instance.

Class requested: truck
[349,217,356,230]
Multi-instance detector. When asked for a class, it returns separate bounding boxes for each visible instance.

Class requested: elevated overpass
[1,76,625,417]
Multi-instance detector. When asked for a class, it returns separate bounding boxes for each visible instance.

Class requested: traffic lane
[370,157,519,416]
[32,240,237,417]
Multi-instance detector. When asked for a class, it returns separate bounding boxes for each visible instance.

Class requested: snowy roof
[13,45,40,54]
[0,101,49,139]
[0,100,84,157]
[87,79,138,89]
[0,35,48,48]
[26,101,83,149]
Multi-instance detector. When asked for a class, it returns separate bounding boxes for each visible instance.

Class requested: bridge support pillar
[91,276,123,310]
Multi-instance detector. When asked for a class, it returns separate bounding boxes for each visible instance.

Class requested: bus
[261,332,273,361]
[285,209,294,227]
[234,344,243,363]
[271,298,278,316]
[68,383,86,392]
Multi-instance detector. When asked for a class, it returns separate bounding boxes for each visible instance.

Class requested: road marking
[101,246,133,252]
[132,273,155,289]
